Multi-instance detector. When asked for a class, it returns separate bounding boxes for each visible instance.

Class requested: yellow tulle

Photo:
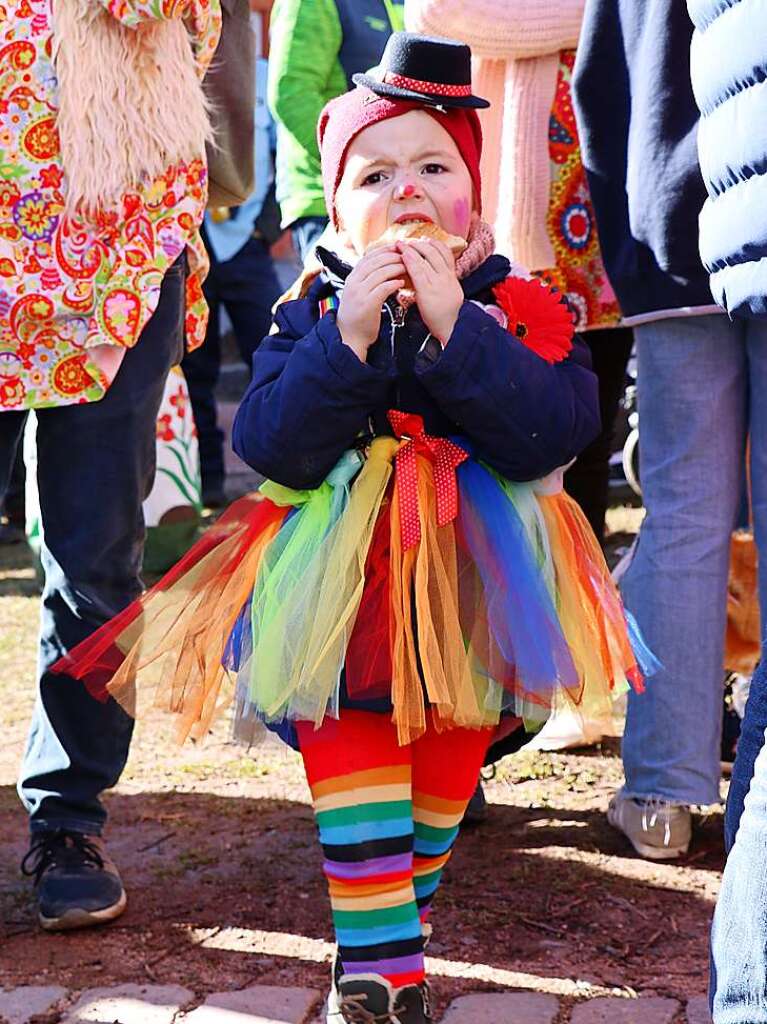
[274,436,400,726]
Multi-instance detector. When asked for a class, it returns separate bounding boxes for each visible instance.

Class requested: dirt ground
[0,515,724,1019]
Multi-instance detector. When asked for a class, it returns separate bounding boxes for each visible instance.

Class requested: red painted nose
[401,184,416,198]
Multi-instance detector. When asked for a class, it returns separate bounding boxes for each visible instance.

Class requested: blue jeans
[0,257,185,835]
[182,234,281,492]
[710,659,767,1021]
[290,215,329,265]
[621,314,767,806]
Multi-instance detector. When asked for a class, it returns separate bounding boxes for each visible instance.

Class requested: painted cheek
[452,197,471,236]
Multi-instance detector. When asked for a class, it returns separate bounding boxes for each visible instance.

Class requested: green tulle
[249,451,364,719]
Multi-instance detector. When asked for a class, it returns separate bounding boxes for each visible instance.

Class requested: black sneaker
[21,830,127,931]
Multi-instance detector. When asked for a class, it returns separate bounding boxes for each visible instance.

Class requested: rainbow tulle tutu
[54,418,648,746]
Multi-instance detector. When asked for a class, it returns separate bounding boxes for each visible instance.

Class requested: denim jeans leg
[182,265,225,494]
[621,315,746,806]
[221,237,282,369]
[18,257,186,835]
[0,411,27,499]
[710,665,767,1021]
[746,318,767,631]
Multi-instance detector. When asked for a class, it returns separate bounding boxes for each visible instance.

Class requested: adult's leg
[621,315,745,807]
[713,324,767,1009]
[220,237,282,371]
[18,257,186,835]
[746,318,767,633]
[0,412,27,501]
[182,258,225,499]
[564,326,634,544]
[710,664,767,1022]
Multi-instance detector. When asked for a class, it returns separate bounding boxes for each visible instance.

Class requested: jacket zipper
[384,302,406,409]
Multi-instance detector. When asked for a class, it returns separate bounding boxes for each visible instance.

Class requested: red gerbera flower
[493,276,575,364]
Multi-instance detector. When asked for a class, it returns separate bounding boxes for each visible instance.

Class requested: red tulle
[493,276,574,364]
[345,497,393,699]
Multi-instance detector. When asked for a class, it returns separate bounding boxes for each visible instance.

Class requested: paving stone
[441,992,559,1024]
[0,986,67,1024]
[180,987,321,1024]
[571,996,680,1024]
[686,995,712,1024]
[62,984,194,1024]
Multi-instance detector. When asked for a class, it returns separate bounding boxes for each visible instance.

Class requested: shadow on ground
[0,786,721,1007]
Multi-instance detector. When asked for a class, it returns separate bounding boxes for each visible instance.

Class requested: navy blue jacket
[234,251,600,489]
[572,0,714,320]
[688,0,767,318]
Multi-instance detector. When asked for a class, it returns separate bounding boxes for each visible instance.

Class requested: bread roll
[367,221,467,293]
[368,220,467,256]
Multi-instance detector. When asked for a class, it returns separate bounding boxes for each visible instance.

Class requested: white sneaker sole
[39,889,127,931]
[623,836,689,861]
[607,809,689,861]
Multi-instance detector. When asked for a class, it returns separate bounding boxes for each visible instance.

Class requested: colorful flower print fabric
[0,0,221,410]
[534,50,621,332]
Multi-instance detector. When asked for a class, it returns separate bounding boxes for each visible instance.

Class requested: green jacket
[268,0,404,227]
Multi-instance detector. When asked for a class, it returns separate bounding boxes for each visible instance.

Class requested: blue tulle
[456,459,579,697]
[624,609,663,679]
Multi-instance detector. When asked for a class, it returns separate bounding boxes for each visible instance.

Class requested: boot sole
[39,890,127,931]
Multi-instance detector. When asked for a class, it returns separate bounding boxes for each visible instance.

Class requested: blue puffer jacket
[688,0,767,318]
[233,249,600,491]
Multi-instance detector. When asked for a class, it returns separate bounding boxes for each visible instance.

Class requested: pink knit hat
[317,87,483,229]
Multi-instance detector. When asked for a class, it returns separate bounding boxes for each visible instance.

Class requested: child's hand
[398,239,464,346]
[336,246,405,362]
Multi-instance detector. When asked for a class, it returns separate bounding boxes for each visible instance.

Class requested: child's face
[334,110,475,256]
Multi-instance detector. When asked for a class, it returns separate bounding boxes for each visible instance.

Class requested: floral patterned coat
[0,0,221,410]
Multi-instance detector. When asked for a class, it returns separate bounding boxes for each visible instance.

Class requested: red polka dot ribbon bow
[388,409,469,551]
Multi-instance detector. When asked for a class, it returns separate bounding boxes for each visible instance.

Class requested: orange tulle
[538,489,644,715]
[54,443,645,749]
[54,495,289,742]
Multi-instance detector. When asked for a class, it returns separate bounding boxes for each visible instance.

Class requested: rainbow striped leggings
[296,711,491,988]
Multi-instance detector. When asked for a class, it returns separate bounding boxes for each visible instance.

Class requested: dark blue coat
[572,0,714,320]
[234,250,600,489]
[688,0,767,318]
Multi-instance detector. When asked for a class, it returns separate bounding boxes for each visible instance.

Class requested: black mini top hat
[353,32,490,110]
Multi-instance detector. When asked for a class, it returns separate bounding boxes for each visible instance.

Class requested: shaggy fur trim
[53,0,213,212]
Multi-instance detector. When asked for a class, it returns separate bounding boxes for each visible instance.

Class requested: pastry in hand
[366,221,467,293]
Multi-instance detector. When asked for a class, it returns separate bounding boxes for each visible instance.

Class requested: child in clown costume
[56,33,649,1024]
